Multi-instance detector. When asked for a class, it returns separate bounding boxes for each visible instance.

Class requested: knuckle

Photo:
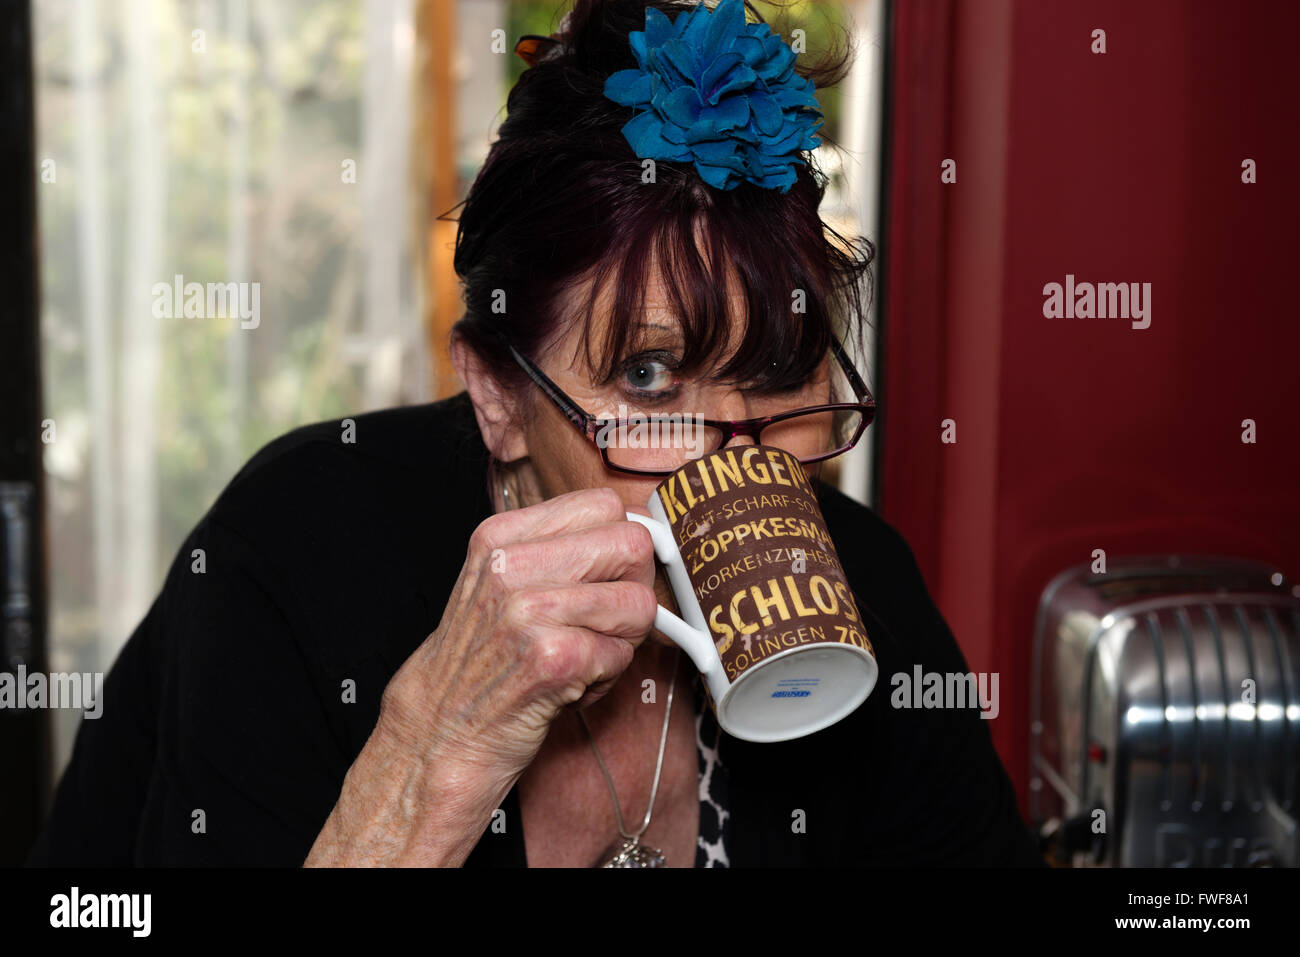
[628,582,659,625]
[531,631,583,684]
[500,589,529,628]
[606,581,657,631]
[502,587,546,628]
[585,486,624,521]
[620,521,655,563]
[467,514,506,560]
[610,634,637,672]
[485,542,518,581]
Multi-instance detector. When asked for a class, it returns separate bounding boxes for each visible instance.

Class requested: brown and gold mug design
[627,444,877,742]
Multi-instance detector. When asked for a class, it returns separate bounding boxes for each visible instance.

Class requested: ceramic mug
[626,444,877,742]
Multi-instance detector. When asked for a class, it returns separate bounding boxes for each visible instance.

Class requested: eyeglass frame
[501,331,878,477]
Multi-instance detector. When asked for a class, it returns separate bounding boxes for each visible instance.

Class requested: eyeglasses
[504,333,877,477]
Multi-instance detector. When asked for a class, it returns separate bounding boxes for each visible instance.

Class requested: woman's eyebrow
[634,320,679,335]
[621,320,683,355]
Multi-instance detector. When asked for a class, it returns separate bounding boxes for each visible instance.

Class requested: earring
[499,469,521,512]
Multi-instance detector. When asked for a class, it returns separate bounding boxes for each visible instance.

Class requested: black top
[25,392,1044,867]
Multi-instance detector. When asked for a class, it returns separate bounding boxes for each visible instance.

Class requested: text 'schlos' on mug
[626,444,877,742]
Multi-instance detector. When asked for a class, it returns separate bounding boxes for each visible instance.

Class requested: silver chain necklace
[578,647,680,868]
[497,470,681,868]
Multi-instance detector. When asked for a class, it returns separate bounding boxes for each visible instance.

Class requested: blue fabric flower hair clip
[603,0,824,193]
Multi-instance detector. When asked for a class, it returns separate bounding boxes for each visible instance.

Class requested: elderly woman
[27,0,1040,868]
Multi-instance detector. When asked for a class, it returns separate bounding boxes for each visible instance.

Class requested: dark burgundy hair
[449,0,874,403]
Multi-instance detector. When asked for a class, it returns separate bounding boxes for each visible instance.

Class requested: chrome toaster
[1030,556,1299,867]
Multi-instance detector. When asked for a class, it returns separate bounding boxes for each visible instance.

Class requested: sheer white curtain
[826,0,885,507]
[35,0,426,776]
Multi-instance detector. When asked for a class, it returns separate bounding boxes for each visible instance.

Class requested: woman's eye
[621,356,677,394]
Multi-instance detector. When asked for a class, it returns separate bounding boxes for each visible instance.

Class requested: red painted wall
[879,0,1300,816]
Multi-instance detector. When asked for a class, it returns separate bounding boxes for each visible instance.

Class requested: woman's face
[457,260,835,640]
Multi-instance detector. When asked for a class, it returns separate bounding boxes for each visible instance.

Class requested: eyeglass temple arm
[506,343,593,434]
[830,335,872,404]
[707,334,874,433]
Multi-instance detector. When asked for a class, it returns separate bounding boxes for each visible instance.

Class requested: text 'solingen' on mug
[627,444,877,742]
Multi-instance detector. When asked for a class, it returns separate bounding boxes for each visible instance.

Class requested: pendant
[601,836,666,868]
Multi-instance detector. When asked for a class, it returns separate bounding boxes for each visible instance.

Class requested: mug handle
[625,512,722,679]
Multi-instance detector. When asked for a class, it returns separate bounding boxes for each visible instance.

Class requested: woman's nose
[708,388,760,447]
[707,387,748,422]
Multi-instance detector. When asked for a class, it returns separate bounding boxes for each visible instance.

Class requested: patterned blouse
[692,673,730,867]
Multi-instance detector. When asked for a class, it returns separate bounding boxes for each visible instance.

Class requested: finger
[471,486,628,557]
[552,625,642,707]
[526,581,659,642]
[492,521,656,590]
[452,487,632,613]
